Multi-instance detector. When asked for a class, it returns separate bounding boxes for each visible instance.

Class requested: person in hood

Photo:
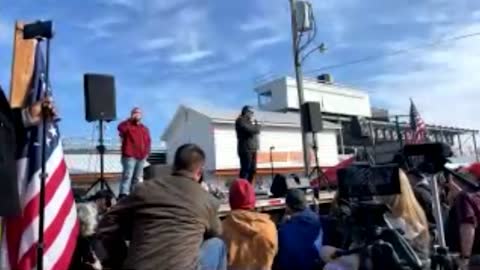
[273,189,322,270]
[222,178,277,270]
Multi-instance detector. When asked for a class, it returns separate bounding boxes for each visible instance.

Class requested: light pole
[289,0,310,177]
[288,0,325,177]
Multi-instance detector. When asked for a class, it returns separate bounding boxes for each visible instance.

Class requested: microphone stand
[270,146,275,182]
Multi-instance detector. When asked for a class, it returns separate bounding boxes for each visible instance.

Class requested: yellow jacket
[222,210,278,270]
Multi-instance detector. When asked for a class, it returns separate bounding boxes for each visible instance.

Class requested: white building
[161,105,341,181]
[255,76,372,117]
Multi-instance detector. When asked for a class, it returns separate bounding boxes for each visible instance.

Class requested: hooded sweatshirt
[222,210,278,270]
[275,208,322,270]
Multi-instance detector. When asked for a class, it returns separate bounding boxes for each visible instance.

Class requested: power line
[303,31,480,75]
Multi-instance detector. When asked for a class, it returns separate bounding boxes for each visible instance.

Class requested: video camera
[334,162,425,269]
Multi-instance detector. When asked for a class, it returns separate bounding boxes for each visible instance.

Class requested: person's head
[173,143,206,182]
[88,190,114,214]
[77,202,98,237]
[466,162,480,181]
[241,105,254,120]
[130,107,142,122]
[285,189,307,215]
[229,178,256,210]
[378,169,429,243]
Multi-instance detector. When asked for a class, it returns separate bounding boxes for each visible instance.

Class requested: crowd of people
[70,140,480,270]
[3,88,480,269]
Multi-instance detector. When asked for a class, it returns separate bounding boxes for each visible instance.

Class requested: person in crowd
[274,189,322,270]
[221,178,277,270]
[117,107,151,197]
[445,163,480,269]
[86,190,115,217]
[70,202,102,270]
[380,169,430,261]
[0,86,55,217]
[320,169,430,270]
[98,143,226,270]
[235,105,261,183]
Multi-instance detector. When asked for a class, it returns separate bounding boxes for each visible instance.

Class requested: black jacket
[235,116,260,153]
[0,90,23,217]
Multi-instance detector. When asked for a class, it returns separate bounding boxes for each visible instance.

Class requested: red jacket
[118,120,151,160]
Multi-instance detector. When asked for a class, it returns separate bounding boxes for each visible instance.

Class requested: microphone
[270,146,275,151]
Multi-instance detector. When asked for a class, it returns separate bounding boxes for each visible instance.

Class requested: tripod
[86,119,115,196]
[308,132,330,192]
[429,173,455,270]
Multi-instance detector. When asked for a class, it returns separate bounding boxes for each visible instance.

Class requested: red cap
[467,163,480,180]
[229,179,256,210]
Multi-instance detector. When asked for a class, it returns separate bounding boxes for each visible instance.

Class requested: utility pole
[289,0,310,177]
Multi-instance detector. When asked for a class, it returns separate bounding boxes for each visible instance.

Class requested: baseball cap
[285,189,307,212]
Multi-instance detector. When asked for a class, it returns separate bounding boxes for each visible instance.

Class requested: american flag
[1,44,78,269]
[409,98,427,144]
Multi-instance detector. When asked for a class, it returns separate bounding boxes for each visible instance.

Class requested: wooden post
[9,21,36,108]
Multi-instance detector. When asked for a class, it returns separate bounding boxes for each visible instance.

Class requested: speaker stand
[86,119,115,197]
[308,132,331,192]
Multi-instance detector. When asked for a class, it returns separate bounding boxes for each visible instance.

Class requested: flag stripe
[17,193,74,269]
[409,100,427,144]
[19,167,71,259]
[51,220,79,270]
[22,146,63,209]
[19,160,67,247]
[44,203,78,270]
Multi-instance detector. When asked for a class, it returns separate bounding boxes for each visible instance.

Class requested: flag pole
[37,37,50,270]
[22,21,54,270]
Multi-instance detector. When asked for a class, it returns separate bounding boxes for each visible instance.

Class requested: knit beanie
[229,179,256,210]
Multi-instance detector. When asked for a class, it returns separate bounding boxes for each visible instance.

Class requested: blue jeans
[199,238,227,270]
[119,157,145,195]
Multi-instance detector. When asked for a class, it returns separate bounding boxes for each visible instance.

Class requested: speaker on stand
[84,73,117,196]
[350,116,375,165]
[300,102,331,193]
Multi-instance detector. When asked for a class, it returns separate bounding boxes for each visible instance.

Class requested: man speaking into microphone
[235,106,261,183]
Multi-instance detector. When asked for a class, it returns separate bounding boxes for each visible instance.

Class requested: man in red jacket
[118,107,151,197]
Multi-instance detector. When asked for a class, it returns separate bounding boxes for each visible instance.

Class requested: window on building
[259,90,272,106]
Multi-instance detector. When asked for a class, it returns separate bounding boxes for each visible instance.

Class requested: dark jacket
[98,171,222,270]
[0,90,23,217]
[118,119,151,160]
[235,116,260,154]
[275,208,322,270]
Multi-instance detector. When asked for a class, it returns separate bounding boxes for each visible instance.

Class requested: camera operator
[320,169,430,270]
[377,170,430,261]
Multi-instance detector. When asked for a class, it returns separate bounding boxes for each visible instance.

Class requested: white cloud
[169,50,213,63]
[79,15,125,39]
[247,35,286,51]
[139,37,175,51]
[239,18,272,32]
[370,23,480,131]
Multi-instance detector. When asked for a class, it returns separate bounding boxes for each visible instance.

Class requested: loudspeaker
[350,116,369,139]
[301,102,323,133]
[270,173,312,198]
[84,74,116,122]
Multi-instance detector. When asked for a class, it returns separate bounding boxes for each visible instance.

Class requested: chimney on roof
[317,74,333,84]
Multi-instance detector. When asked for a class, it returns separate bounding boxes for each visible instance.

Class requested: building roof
[162,105,341,140]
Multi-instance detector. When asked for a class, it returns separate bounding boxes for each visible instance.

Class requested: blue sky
[1,0,480,145]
